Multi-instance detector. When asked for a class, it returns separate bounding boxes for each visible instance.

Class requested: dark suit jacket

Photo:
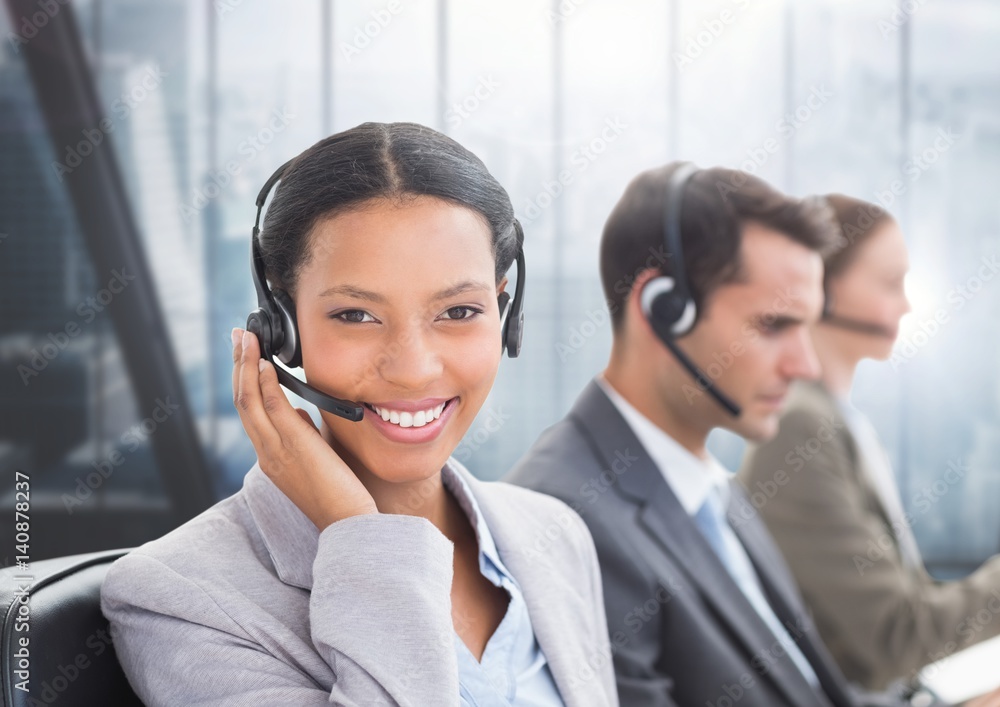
[506,379,862,707]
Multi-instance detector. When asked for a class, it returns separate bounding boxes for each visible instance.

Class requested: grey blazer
[739,380,1000,689]
[505,379,863,707]
[100,458,619,707]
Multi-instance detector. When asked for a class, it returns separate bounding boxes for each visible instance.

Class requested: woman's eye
[441,306,483,321]
[332,310,375,324]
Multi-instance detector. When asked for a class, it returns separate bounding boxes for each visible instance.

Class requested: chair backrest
[1,549,144,707]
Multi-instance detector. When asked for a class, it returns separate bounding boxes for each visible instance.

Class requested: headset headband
[663,161,698,298]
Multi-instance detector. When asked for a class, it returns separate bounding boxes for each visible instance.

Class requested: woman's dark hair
[600,163,840,331]
[821,193,896,288]
[258,122,518,296]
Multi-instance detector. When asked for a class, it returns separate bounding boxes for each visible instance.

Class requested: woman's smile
[361,395,460,444]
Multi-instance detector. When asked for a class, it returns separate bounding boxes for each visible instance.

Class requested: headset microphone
[820,296,896,338]
[245,159,527,423]
[640,162,741,418]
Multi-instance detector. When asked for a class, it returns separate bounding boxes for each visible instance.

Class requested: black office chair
[1,549,144,706]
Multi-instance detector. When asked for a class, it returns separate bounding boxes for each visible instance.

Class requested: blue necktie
[693,487,822,688]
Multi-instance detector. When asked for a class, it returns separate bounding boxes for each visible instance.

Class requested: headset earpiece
[641,275,697,337]
[245,308,274,359]
[498,290,512,338]
[271,288,302,368]
[499,222,527,359]
[639,161,741,417]
[506,304,524,358]
[641,162,700,338]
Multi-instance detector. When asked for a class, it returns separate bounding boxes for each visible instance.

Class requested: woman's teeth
[371,401,447,428]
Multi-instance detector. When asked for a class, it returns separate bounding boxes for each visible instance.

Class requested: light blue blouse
[441,464,566,707]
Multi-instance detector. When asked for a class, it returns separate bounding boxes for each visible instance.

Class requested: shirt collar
[241,456,515,591]
[440,460,515,585]
[595,375,732,515]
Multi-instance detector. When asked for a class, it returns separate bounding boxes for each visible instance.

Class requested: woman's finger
[231,328,244,411]
[256,356,318,442]
[244,335,316,454]
[234,328,282,456]
[294,408,320,432]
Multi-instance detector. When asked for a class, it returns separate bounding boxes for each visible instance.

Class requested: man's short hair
[600,163,840,331]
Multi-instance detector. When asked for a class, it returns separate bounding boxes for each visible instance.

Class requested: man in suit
[506,163,932,706]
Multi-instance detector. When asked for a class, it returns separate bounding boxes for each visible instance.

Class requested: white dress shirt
[595,375,822,688]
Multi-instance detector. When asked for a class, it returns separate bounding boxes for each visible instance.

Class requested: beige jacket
[739,380,1000,690]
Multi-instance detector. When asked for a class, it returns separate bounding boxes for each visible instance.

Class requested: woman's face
[827,220,911,361]
[293,195,506,485]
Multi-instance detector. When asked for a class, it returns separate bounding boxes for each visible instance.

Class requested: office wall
[1,0,998,569]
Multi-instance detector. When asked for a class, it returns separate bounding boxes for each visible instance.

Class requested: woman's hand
[232,327,378,530]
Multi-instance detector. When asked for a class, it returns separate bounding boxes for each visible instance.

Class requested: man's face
[669,222,825,442]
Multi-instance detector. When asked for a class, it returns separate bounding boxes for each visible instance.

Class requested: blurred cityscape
[1,0,998,568]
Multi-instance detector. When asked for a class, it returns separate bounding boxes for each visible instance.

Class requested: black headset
[639,162,741,417]
[246,159,527,422]
[821,283,895,338]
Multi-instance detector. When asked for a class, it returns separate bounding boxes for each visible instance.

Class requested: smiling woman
[98,122,618,707]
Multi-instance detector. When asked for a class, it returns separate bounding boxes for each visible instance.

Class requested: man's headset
[245,159,527,423]
[639,162,742,417]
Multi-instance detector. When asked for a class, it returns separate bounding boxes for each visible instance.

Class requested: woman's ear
[496,276,509,296]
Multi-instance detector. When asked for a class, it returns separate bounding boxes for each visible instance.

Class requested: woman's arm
[101,512,459,706]
[741,407,1000,690]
